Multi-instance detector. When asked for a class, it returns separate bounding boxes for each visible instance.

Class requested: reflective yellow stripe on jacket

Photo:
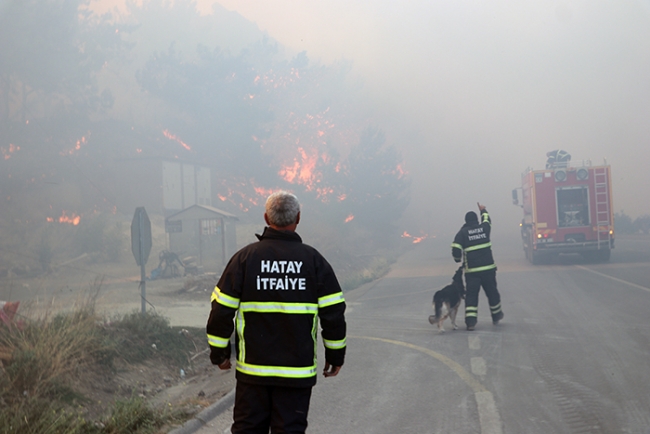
[237,361,318,378]
[324,337,347,350]
[239,302,318,314]
[207,286,240,350]
[318,292,347,351]
[464,242,492,252]
[211,286,240,309]
[207,334,229,348]
[466,263,496,273]
[318,291,345,308]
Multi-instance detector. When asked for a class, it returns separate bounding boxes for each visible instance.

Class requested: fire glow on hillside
[47,211,81,226]
[279,147,318,186]
[216,179,285,213]
[61,135,89,156]
[1,144,20,160]
[401,231,430,244]
[163,129,192,151]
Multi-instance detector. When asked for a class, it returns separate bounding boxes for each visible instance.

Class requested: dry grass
[0,285,108,402]
[0,280,201,434]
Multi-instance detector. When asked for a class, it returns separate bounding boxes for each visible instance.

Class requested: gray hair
[265,191,300,227]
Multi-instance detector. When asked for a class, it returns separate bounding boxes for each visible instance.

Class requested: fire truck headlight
[537,234,542,239]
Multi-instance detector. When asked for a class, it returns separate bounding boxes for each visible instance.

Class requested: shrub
[105,311,198,368]
[0,298,200,433]
[0,397,89,434]
[101,395,163,434]
[0,307,110,402]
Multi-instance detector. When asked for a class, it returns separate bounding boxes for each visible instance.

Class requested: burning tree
[135,25,411,241]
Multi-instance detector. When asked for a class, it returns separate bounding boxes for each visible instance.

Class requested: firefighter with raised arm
[451,202,504,330]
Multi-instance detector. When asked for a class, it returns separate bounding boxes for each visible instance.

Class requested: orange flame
[1,144,20,160]
[344,214,354,223]
[61,135,89,155]
[384,163,407,179]
[216,180,287,213]
[163,129,192,151]
[401,231,429,244]
[47,211,81,226]
[279,147,318,187]
[253,186,276,198]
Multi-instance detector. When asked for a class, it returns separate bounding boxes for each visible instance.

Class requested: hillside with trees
[0,0,410,281]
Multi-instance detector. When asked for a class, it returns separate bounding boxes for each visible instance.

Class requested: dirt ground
[2,261,236,430]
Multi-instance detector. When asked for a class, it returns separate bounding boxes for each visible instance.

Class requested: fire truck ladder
[594,167,611,249]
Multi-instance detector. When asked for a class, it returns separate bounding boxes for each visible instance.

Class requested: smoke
[212,0,650,236]
[2,0,649,273]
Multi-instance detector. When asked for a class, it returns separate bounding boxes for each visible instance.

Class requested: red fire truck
[512,152,614,264]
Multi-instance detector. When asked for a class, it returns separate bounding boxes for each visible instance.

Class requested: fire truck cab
[512,153,614,264]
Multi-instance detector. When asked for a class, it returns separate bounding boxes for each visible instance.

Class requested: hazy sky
[92,0,650,234]
[209,1,650,218]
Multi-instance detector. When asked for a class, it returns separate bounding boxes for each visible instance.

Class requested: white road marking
[575,265,650,293]
[471,357,487,376]
[476,391,504,434]
[468,335,481,350]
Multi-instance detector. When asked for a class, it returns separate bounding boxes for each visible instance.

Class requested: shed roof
[166,204,239,221]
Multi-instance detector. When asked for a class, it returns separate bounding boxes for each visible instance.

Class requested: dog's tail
[433,292,443,320]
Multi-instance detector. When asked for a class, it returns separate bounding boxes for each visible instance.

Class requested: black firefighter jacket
[206,227,347,388]
[451,209,497,273]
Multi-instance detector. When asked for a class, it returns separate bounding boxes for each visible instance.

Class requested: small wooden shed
[165,205,238,271]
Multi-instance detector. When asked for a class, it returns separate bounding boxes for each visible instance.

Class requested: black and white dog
[428,266,465,332]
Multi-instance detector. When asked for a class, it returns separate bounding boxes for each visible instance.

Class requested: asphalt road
[185,231,650,434]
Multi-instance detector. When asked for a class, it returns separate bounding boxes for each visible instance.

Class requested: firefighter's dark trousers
[232,381,312,434]
[464,269,502,327]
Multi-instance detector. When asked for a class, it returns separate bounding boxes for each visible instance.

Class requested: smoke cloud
[207,0,650,236]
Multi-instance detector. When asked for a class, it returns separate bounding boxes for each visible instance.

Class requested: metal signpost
[131,207,152,315]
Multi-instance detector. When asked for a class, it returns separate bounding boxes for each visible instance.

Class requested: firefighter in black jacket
[207,191,346,434]
[451,202,504,331]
